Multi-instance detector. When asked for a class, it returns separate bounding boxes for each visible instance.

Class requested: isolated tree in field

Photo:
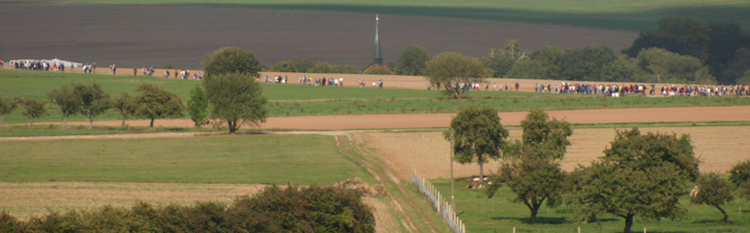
[486,154,566,224]
[505,108,572,160]
[570,128,699,233]
[74,83,111,130]
[187,85,209,127]
[134,83,185,128]
[112,92,138,129]
[21,98,48,128]
[691,173,734,223]
[47,84,81,128]
[425,52,490,99]
[729,160,750,200]
[202,46,263,79]
[396,45,429,76]
[445,106,509,182]
[0,96,20,126]
[203,72,267,133]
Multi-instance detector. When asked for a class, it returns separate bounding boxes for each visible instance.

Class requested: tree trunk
[149,118,154,128]
[30,117,34,128]
[63,114,68,128]
[623,214,634,233]
[89,115,94,130]
[228,119,236,133]
[121,116,126,129]
[529,205,539,224]
[1,114,4,126]
[716,205,729,223]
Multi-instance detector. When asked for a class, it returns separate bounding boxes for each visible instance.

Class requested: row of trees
[0,83,186,129]
[448,106,750,233]
[0,185,375,233]
[270,60,362,74]
[1,47,270,133]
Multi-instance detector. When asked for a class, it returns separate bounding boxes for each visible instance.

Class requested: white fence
[412,168,466,233]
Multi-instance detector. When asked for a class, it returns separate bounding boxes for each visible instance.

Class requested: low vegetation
[0,185,375,233]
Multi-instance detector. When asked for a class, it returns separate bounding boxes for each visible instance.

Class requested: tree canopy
[112,92,137,129]
[202,46,263,79]
[571,128,699,233]
[690,173,734,223]
[47,84,80,128]
[729,160,750,200]
[395,45,429,76]
[74,83,111,130]
[445,106,508,182]
[270,60,297,72]
[425,52,490,99]
[203,72,267,133]
[20,98,47,128]
[0,96,20,126]
[187,85,209,127]
[133,83,185,128]
[487,155,566,224]
[505,108,572,160]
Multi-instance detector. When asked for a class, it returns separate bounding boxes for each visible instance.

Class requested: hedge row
[0,185,375,233]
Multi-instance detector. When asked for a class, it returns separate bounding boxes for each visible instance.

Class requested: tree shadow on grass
[491,216,619,225]
[691,219,738,225]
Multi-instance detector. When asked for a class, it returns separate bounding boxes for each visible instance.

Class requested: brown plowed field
[359,126,750,180]
[0,3,637,69]
[58,105,750,130]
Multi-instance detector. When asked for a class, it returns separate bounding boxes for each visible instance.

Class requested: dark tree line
[0,185,375,233]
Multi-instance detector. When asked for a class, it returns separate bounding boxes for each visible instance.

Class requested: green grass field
[31,0,750,31]
[2,69,750,125]
[433,179,750,233]
[0,134,375,185]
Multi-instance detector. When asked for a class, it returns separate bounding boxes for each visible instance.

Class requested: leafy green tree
[112,92,137,129]
[203,72,267,133]
[74,83,111,130]
[691,173,734,223]
[637,47,717,84]
[729,159,750,200]
[364,67,393,75]
[530,45,565,79]
[270,60,297,72]
[134,83,185,128]
[445,106,509,181]
[707,22,750,84]
[598,55,645,83]
[0,96,20,126]
[425,52,490,99]
[734,68,750,85]
[505,60,547,79]
[395,45,429,76]
[187,85,210,127]
[202,47,263,79]
[47,84,81,128]
[21,98,48,128]
[294,60,315,73]
[560,46,616,81]
[729,160,750,186]
[505,108,572,160]
[623,17,711,62]
[339,65,361,74]
[571,128,699,233]
[487,155,566,224]
[485,39,528,78]
[308,62,340,73]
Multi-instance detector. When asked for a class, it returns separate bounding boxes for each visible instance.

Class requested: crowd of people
[526,82,750,97]
[264,75,385,88]
[8,60,67,71]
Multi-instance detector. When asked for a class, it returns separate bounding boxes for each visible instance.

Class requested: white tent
[8,58,84,68]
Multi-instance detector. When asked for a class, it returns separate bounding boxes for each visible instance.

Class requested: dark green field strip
[30,0,750,31]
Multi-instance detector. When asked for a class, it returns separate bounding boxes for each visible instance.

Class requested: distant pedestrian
[133,68,137,76]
